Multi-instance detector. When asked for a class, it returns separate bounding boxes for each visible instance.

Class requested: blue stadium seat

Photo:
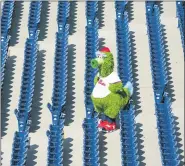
[28,1,42,37]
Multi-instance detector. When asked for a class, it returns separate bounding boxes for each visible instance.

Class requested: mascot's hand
[108,82,123,93]
[94,75,99,85]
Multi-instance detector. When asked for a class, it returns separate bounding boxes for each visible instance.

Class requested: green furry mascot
[91,47,133,132]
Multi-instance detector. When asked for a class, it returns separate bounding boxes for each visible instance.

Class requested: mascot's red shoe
[100,121,117,133]
[98,120,106,128]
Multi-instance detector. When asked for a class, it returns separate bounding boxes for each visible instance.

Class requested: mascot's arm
[108,82,123,93]
[94,75,99,85]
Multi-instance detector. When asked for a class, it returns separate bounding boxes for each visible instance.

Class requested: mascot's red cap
[100,47,110,53]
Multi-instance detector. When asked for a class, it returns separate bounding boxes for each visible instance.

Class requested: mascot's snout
[91,58,103,69]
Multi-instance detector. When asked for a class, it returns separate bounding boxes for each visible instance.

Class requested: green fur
[99,52,114,77]
[91,89,130,118]
[91,51,130,119]
[94,74,99,85]
[109,82,123,93]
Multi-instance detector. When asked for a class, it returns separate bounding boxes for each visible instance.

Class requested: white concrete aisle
[63,2,86,166]
[1,2,3,12]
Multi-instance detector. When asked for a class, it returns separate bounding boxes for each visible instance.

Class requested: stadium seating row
[145,3,180,165]
[176,1,184,52]
[83,1,100,166]
[10,2,42,165]
[46,1,70,165]
[1,1,14,88]
[115,1,139,165]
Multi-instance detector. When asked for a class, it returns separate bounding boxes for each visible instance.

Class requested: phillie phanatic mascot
[91,47,133,132]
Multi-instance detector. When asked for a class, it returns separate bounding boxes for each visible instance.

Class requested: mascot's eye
[96,51,106,58]
[97,54,102,58]
[96,54,100,58]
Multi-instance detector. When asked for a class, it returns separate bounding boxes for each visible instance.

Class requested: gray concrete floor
[1,1,184,166]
